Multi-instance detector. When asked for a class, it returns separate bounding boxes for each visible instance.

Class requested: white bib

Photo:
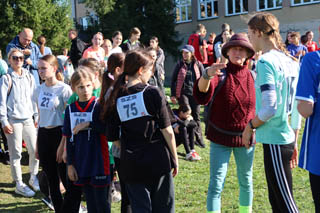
[117,86,151,122]
[38,90,57,111]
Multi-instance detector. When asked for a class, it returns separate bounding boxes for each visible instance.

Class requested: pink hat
[221,33,255,59]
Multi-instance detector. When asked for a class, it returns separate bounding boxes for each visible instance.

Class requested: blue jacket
[6,35,42,72]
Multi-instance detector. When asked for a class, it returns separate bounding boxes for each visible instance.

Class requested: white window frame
[225,0,248,16]
[198,0,218,20]
[291,0,320,6]
[257,0,282,11]
[175,0,192,24]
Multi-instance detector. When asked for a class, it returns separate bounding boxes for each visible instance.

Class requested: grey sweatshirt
[0,68,38,127]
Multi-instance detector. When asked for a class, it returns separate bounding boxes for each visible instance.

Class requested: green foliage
[0,0,73,56]
[84,0,182,57]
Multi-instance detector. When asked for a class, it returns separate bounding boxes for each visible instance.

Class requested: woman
[305,31,318,52]
[106,50,178,213]
[120,27,143,53]
[0,48,39,197]
[193,33,256,213]
[110,31,123,55]
[243,12,300,212]
[295,49,320,212]
[37,35,52,56]
[171,44,205,148]
[82,32,105,65]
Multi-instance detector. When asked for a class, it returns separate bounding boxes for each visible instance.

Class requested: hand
[68,165,78,182]
[3,125,13,134]
[161,73,165,81]
[23,49,31,56]
[290,146,299,169]
[72,122,89,135]
[25,58,32,65]
[174,125,179,134]
[34,121,38,128]
[170,96,177,105]
[207,63,227,77]
[56,140,65,163]
[172,166,179,178]
[242,125,254,149]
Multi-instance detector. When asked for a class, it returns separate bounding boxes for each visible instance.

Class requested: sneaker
[185,152,196,161]
[79,204,88,213]
[111,190,122,203]
[15,183,35,197]
[191,151,201,161]
[41,196,54,210]
[29,176,40,192]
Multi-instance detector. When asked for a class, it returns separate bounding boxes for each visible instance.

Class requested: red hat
[221,33,255,59]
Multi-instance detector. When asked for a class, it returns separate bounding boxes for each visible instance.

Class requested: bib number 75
[123,103,138,118]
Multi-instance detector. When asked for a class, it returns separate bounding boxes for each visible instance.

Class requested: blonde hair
[70,66,94,91]
[78,58,104,83]
[248,12,288,54]
[40,55,64,81]
[8,48,23,59]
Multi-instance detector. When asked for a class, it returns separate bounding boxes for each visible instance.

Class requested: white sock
[16,181,24,187]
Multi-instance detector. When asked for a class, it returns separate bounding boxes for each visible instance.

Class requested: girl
[82,32,105,65]
[295,49,320,212]
[64,68,111,213]
[171,44,205,148]
[110,31,123,55]
[106,50,178,213]
[100,53,133,213]
[149,36,165,68]
[214,30,231,63]
[0,48,39,197]
[305,31,318,52]
[33,55,72,211]
[194,33,256,213]
[147,47,165,95]
[37,35,52,56]
[243,12,300,212]
[120,27,143,53]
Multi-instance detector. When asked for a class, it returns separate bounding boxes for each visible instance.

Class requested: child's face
[149,50,157,62]
[38,60,56,81]
[140,66,153,84]
[291,35,299,45]
[179,110,191,120]
[74,79,94,102]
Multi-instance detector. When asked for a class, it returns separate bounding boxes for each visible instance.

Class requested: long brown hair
[37,35,46,55]
[99,53,125,121]
[104,50,153,117]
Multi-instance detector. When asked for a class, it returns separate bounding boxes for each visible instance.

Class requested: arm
[160,126,178,177]
[156,48,165,68]
[29,45,42,70]
[170,63,180,97]
[297,100,313,118]
[0,76,10,128]
[198,63,226,93]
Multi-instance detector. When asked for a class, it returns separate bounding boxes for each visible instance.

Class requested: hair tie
[108,73,114,80]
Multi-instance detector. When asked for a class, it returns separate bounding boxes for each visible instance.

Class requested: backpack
[205,68,256,135]
[2,71,33,97]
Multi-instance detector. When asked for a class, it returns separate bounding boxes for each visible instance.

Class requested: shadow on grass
[0,199,47,213]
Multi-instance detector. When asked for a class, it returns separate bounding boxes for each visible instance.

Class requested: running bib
[38,91,57,111]
[116,86,150,122]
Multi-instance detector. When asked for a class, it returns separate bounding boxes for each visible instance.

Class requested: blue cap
[181,44,194,54]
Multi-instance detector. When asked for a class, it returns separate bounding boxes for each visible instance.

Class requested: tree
[84,0,182,57]
[0,0,73,57]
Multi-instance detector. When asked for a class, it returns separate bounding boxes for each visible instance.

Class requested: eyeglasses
[12,56,24,61]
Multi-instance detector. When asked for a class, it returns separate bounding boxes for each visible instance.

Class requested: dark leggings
[310,172,320,213]
[114,157,132,213]
[263,143,298,213]
[175,125,195,154]
[38,127,67,212]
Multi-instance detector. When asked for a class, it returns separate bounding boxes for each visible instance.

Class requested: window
[225,0,248,16]
[175,0,192,23]
[198,0,218,20]
[292,0,320,6]
[257,0,282,11]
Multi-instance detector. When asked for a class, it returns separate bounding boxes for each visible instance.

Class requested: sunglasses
[12,56,24,61]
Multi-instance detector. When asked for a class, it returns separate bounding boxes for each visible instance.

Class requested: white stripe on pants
[5,118,39,182]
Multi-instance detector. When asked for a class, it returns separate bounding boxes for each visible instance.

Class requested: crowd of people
[0,11,319,213]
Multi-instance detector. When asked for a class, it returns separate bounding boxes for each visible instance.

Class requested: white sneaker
[29,176,40,192]
[15,183,35,197]
[111,190,122,203]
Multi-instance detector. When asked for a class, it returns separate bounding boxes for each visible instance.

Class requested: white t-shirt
[33,81,72,127]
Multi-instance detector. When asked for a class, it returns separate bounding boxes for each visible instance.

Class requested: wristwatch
[249,119,256,131]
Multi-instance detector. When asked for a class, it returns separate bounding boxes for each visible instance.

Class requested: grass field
[0,88,315,212]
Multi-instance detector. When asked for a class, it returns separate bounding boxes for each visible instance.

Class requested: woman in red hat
[193,33,256,213]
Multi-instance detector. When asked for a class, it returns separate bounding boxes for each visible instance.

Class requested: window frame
[197,0,218,20]
[257,0,282,11]
[175,0,192,24]
[291,0,320,6]
[225,0,248,17]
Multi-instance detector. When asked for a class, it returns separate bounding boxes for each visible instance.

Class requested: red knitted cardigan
[193,62,256,147]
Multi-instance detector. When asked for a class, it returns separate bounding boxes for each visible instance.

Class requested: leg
[150,172,175,213]
[5,122,24,183]
[83,184,98,213]
[177,126,191,154]
[309,172,320,213]
[21,119,39,177]
[126,182,152,213]
[263,143,298,213]
[207,142,232,212]
[187,122,196,151]
[94,185,110,213]
[188,95,204,147]
[233,146,255,213]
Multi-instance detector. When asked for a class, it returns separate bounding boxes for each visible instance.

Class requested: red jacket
[188,33,207,64]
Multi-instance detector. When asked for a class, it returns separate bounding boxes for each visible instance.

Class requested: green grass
[0,88,315,212]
